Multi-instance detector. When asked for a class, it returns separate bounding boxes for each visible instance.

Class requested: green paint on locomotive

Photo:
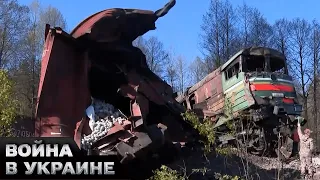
[223,75,248,112]
[219,47,303,119]
[176,47,305,157]
[176,46,304,124]
[221,57,251,116]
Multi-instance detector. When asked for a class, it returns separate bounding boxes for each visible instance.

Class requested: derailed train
[33,1,303,177]
[176,47,307,158]
[35,0,195,177]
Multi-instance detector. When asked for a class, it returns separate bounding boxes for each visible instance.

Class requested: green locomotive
[176,47,306,158]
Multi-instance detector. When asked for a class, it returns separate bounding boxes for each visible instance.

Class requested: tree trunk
[313,29,318,151]
[300,47,308,121]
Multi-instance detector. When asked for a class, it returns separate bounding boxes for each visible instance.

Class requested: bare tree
[27,0,40,119]
[164,56,178,92]
[200,0,239,71]
[237,3,273,48]
[270,18,292,81]
[271,18,291,58]
[247,9,273,47]
[237,2,252,48]
[11,0,41,116]
[0,0,30,69]
[176,56,189,93]
[39,5,66,29]
[189,56,207,84]
[309,19,320,149]
[38,4,66,46]
[10,0,67,117]
[138,36,169,78]
[200,0,220,70]
[218,0,238,60]
[289,18,312,120]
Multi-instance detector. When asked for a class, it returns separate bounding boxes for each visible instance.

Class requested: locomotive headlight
[272,93,284,97]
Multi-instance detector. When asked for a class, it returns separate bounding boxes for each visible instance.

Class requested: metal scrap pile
[81,98,126,149]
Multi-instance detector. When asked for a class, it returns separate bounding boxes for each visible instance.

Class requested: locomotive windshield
[246,55,265,72]
[244,55,287,74]
[270,57,286,73]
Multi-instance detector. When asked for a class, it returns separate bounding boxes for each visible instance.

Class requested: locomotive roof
[221,47,286,71]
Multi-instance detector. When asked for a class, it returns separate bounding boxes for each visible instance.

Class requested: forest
[0,0,319,157]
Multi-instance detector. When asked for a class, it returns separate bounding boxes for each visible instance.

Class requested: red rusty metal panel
[70,0,176,43]
[186,68,224,114]
[35,28,91,137]
[70,9,155,42]
[35,0,189,149]
[181,67,225,118]
[195,72,223,104]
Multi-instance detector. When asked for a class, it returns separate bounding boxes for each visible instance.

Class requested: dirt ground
[167,146,320,180]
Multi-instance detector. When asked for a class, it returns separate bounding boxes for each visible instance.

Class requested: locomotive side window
[189,94,196,109]
[225,68,232,79]
[232,63,240,76]
[225,62,240,80]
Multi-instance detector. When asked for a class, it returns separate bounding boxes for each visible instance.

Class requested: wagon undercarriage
[214,105,299,160]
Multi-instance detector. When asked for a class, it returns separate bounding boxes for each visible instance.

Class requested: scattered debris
[81,98,126,149]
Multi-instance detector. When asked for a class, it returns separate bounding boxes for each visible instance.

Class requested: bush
[181,111,216,153]
[214,173,243,180]
[215,145,235,157]
[0,70,18,136]
[149,111,243,180]
[149,165,243,180]
[149,165,185,180]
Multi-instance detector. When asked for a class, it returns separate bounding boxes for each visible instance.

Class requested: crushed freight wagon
[35,0,195,167]
[176,47,307,160]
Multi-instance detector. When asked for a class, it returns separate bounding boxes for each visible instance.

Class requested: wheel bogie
[213,111,297,159]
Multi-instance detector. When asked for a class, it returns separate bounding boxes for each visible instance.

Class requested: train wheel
[274,134,293,161]
[235,120,267,156]
[249,128,267,156]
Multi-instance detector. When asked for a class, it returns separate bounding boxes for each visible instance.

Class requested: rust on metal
[35,0,193,167]
[177,67,224,117]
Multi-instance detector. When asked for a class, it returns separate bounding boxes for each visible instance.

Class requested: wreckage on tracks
[35,0,195,175]
[176,47,307,159]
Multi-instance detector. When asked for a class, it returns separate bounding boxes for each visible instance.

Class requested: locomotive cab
[221,47,303,119]
[218,47,306,158]
[241,48,303,118]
